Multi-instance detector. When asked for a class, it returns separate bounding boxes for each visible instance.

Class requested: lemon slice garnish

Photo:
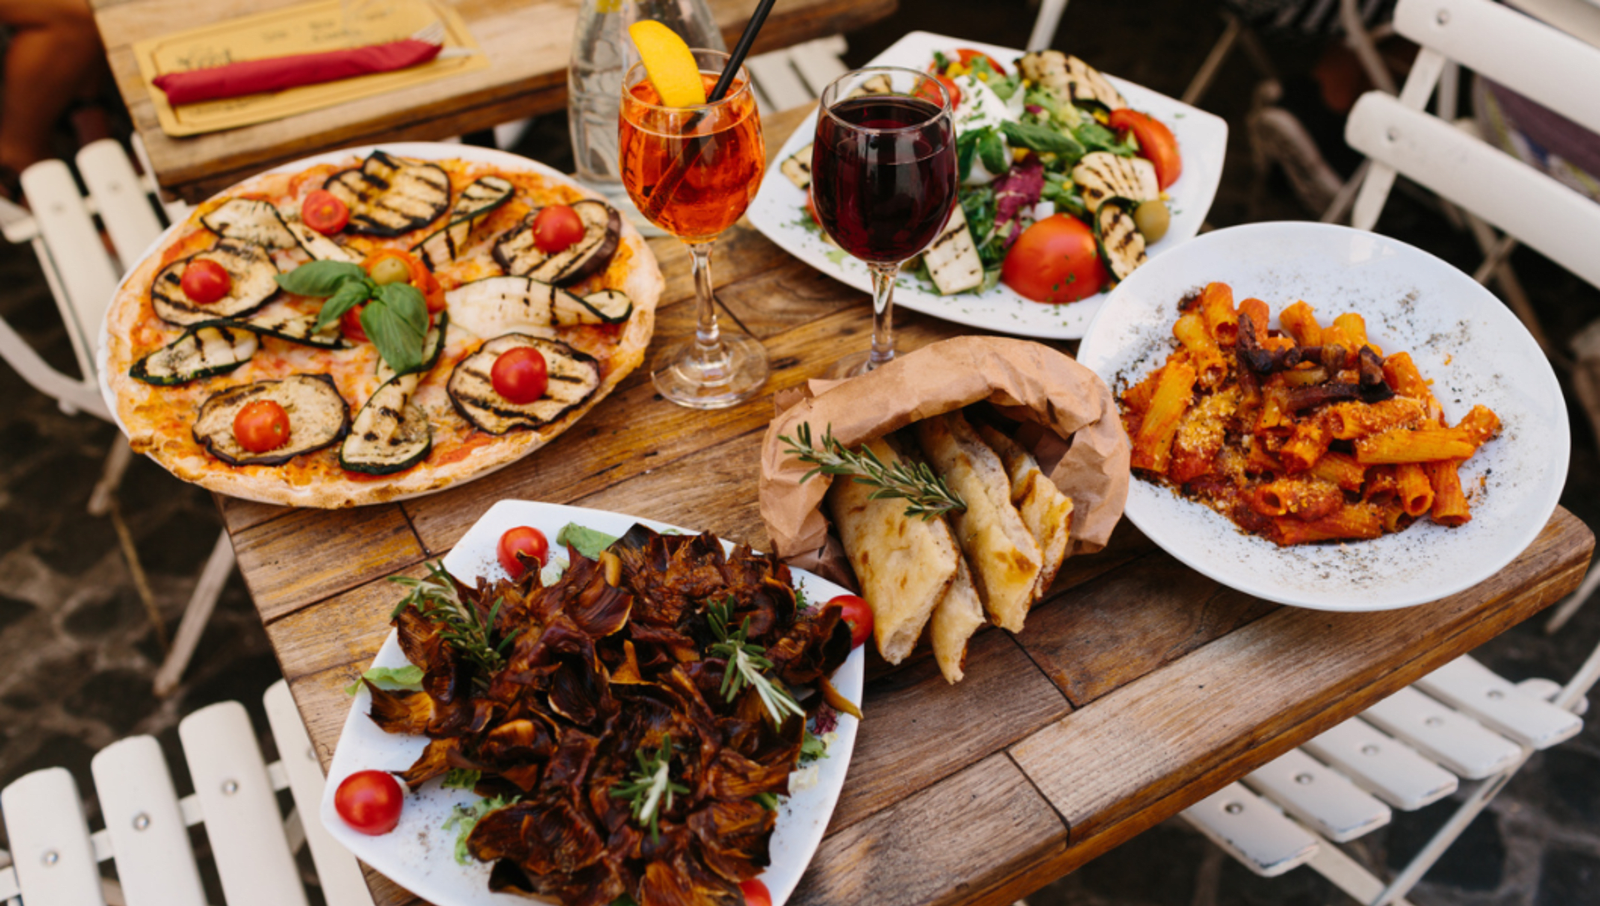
[628,21,708,108]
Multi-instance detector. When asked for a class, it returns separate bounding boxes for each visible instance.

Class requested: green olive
[1133,200,1171,243]
[369,256,411,286]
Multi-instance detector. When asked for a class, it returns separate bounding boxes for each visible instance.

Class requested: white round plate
[95,142,640,506]
[1076,222,1569,612]
[746,30,1229,340]
[320,500,865,906]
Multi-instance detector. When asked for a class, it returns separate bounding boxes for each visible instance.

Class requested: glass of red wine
[812,66,957,377]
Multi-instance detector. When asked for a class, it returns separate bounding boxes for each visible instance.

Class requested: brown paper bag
[758,335,1130,573]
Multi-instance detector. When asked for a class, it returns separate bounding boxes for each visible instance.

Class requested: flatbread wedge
[976,422,1075,600]
[826,436,960,664]
[929,555,985,684]
[915,411,1042,633]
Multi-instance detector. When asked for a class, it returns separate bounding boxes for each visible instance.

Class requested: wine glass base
[652,331,770,409]
[825,350,890,380]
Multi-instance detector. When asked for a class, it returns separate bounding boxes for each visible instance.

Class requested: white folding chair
[745,35,850,115]
[0,138,231,697]
[1344,0,1600,628]
[0,680,374,906]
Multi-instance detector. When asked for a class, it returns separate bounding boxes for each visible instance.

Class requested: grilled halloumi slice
[1018,51,1127,111]
[923,203,983,295]
[1072,151,1158,213]
[781,143,813,190]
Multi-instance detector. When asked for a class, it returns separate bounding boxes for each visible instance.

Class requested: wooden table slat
[232,504,426,620]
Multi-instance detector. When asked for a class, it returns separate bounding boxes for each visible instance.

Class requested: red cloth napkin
[151,39,443,106]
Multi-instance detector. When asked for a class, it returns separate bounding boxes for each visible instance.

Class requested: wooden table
[90,0,896,202]
[217,106,1595,906]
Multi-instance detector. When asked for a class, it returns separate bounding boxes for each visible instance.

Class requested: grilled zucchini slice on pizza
[447,335,601,435]
[324,150,453,237]
[152,241,281,325]
[218,300,346,349]
[1018,51,1127,112]
[1071,151,1159,214]
[200,198,300,250]
[412,176,516,269]
[1092,198,1148,282]
[377,312,448,381]
[340,372,431,474]
[192,374,350,466]
[492,200,620,286]
[129,325,258,386]
[446,276,632,338]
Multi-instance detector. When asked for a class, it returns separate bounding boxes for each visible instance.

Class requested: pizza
[103,146,662,508]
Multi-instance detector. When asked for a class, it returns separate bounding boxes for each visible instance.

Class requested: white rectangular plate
[320,500,865,906]
[747,30,1229,340]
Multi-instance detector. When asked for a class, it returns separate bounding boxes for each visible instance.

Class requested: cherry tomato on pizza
[233,399,290,453]
[180,259,231,305]
[491,346,549,404]
[1001,214,1109,304]
[498,526,550,578]
[1107,108,1182,190]
[301,190,350,234]
[533,205,586,254]
[341,305,369,344]
[334,770,404,836]
[826,594,873,649]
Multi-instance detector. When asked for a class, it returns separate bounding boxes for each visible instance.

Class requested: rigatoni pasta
[1117,283,1500,546]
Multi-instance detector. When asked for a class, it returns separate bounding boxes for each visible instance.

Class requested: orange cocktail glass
[620,50,768,408]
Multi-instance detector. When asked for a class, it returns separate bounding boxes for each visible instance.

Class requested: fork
[410,20,475,58]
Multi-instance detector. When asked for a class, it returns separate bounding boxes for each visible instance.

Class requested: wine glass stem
[689,241,731,380]
[868,262,898,371]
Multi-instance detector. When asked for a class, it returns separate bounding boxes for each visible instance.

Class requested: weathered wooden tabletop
[90,0,895,202]
[216,105,1595,906]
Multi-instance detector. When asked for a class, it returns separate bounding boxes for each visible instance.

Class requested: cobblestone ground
[1,1,1598,903]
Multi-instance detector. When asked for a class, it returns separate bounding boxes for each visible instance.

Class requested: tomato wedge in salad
[1109,108,1182,190]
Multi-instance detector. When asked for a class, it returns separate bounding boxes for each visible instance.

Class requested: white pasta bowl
[1076,221,1568,612]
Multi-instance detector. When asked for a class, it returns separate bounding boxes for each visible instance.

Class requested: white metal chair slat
[1362,685,1521,780]
[1305,838,1420,906]
[1179,782,1319,877]
[264,681,376,906]
[787,36,849,97]
[76,140,165,273]
[178,702,310,906]
[1346,91,1600,289]
[1414,656,1584,749]
[0,768,107,906]
[90,737,207,906]
[1301,716,1458,810]
[745,51,810,117]
[18,161,121,384]
[1241,748,1392,843]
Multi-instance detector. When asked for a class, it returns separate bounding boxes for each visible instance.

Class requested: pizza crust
[102,152,663,509]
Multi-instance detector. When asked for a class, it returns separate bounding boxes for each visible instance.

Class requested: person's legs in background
[0,0,107,192]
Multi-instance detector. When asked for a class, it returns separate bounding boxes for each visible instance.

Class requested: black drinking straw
[709,0,778,102]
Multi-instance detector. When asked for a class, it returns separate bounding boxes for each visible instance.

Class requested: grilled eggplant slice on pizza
[492,200,620,285]
[219,299,347,349]
[340,373,431,474]
[1093,198,1148,281]
[1072,151,1159,214]
[446,276,631,338]
[152,241,281,325]
[447,335,600,434]
[200,198,300,250]
[325,150,453,237]
[283,213,362,264]
[412,176,516,270]
[192,374,350,466]
[129,325,258,386]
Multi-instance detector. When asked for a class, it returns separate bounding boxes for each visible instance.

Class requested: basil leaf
[315,278,372,333]
[1075,119,1139,157]
[1001,120,1084,158]
[956,130,981,183]
[556,523,619,560]
[977,128,1010,178]
[344,664,424,695]
[274,260,365,297]
[363,282,429,376]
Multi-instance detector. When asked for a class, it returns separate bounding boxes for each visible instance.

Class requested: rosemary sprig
[778,423,966,520]
[390,562,514,688]
[610,735,688,841]
[707,599,805,725]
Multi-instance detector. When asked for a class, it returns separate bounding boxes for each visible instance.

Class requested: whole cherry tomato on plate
[301,190,350,234]
[533,204,586,254]
[233,399,290,453]
[738,878,772,906]
[1001,214,1109,304]
[491,346,549,404]
[826,594,873,649]
[180,258,231,305]
[498,526,550,578]
[1107,108,1182,190]
[334,770,404,836]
